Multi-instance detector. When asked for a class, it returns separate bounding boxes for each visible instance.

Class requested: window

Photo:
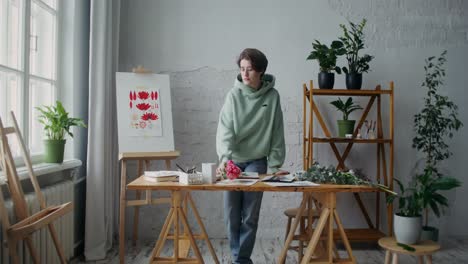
[0,0,58,158]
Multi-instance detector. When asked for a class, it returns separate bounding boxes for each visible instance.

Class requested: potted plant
[36,101,87,163]
[412,50,463,241]
[388,168,461,245]
[387,178,423,245]
[339,19,374,89]
[330,97,362,137]
[306,40,346,89]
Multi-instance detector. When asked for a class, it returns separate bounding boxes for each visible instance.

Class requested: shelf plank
[307,89,392,96]
[311,137,391,143]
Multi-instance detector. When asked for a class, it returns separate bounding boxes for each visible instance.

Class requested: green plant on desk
[301,163,394,194]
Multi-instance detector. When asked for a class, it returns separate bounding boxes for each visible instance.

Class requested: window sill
[0,159,82,185]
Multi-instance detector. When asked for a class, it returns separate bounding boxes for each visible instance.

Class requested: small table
[378,237,440,264]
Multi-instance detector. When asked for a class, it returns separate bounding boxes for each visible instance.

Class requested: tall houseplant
[412,50,463,240]
[330,97,362,137]
[306,40,346,89]
[36,101,87,163]
[339,19,374,89]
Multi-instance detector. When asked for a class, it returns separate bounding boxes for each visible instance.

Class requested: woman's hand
[273,170,289,176]
[216,162,226,176]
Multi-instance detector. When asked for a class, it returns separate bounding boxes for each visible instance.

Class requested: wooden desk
[126,177,383,264]
[118,151,180,264]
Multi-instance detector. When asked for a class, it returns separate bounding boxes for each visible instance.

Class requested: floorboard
[72,237,468,263]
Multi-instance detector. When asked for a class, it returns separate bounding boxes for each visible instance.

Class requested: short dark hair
[236,48,268,73]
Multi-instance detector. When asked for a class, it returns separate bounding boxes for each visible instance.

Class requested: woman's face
[240,59,262,89]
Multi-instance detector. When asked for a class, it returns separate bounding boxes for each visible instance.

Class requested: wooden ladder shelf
[302,81,395,241]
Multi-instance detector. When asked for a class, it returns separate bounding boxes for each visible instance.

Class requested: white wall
[119,0,468,240]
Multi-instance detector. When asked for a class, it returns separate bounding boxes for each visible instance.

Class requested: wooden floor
[72,238,468,263]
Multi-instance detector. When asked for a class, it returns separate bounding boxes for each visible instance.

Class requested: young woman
[216,48,286,264]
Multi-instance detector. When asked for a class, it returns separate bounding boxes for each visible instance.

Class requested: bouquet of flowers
[221,160,242,180]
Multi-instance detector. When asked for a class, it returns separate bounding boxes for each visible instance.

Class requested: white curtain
[84,0,120,260]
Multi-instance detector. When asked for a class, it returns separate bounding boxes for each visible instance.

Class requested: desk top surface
[119,151,180,160]
[127,176,382,193]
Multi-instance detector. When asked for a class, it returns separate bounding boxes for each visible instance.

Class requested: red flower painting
[136,103,151,111]
[138,91,149,100]
[141,112,159,121]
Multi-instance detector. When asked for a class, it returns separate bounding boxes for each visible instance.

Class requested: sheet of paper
[216,179,259,186]
[261,174,296,182]
[263,181,320,187]
[239,172,259,179]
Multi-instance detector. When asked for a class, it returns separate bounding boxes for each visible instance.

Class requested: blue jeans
[224,157,267,264]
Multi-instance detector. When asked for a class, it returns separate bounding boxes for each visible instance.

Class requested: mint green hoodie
[216,73,285,173]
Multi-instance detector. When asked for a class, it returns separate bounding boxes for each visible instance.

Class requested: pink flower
[225,160,241,180]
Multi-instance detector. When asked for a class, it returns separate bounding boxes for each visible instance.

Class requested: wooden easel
[118,151,182,264]
[0,112,73,264]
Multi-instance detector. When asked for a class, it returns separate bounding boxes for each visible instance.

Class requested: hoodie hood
[235,73,276,99]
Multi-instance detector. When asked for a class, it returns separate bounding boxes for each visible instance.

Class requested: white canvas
[116,73,174,153]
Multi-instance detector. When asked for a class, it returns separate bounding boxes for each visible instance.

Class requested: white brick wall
[119,0,468,240]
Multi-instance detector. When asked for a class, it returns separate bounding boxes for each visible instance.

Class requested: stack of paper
[144,171,179,182]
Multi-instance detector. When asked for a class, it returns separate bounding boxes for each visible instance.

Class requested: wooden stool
[283,207,320,262]
[378,237,440,264]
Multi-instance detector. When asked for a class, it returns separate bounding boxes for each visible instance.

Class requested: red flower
[225,160,241,180]
[138,91,149,100]
[141,112,158,121]
[154,91,158,100]
[136,103,151,111]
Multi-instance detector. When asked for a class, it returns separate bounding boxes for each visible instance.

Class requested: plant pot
[318,72,335,89]
[345,73,363,90]
[337,120,355,137]
[394,213,422,245]
[420,226,439,242]
[44,139,66,163]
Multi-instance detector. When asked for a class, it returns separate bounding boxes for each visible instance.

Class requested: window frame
[0,0,60,166]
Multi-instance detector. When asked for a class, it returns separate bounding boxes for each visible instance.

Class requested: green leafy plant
[413,50,463,171]
[397,243,416,252]
[413,50,463,226]
[36,101,87,140]
[306,40,346,73]
[387,167,461,218]
[387,178,422,217]
[339,19,374,74]
[300,163,395,194]
[330,97,362,120]
[418,167,461,220]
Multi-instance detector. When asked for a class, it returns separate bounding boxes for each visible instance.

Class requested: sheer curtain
[84,0,121,260]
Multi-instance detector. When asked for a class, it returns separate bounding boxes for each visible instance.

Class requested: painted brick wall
[119,0,468,240]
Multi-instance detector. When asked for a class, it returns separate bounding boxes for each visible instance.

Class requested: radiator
[0,180,74,264]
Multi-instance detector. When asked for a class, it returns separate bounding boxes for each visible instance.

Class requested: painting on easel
[116,73,175,153]
[128,88,162,136]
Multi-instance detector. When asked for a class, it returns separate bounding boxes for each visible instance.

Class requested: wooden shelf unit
[302,80,395,242]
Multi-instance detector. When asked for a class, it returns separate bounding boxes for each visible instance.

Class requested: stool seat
[378,237,440,264]
[283,208,320,218]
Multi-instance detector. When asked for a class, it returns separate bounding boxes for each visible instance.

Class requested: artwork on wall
[116,73,174,153]
[127,89,162,136]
